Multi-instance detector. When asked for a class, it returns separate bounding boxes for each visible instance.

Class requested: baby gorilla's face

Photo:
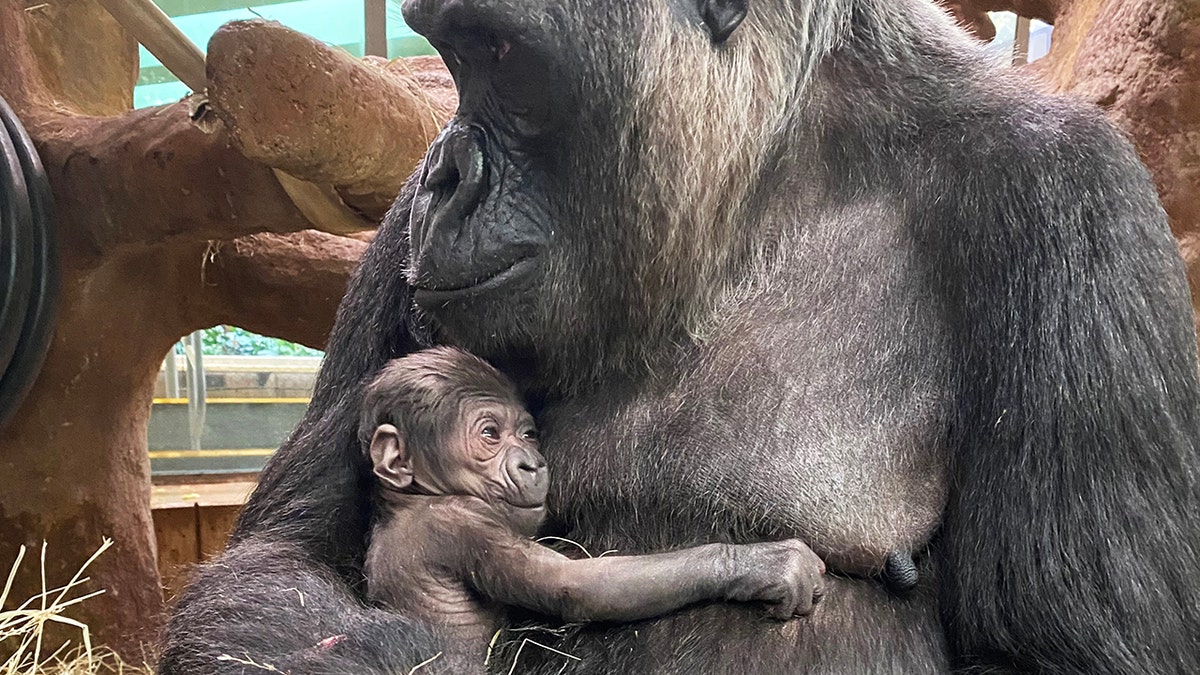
[366,348,552,538]
[428,396,549,535]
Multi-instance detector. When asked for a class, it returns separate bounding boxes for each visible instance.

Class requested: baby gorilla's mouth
[501,453,549,509]
[503,496,546,510]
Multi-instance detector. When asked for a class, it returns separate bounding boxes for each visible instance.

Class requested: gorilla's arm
[159,181,434,673]
[464,524,827,622]
[158,539,442,675]
[933,106,1200,673]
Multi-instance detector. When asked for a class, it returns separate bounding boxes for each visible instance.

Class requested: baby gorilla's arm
[466,531,826,622]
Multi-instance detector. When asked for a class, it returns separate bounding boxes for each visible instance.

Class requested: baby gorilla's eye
[521,428,539,441]
[481,425,501,441]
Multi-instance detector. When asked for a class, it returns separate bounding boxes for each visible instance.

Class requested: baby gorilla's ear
[370,424,414,492]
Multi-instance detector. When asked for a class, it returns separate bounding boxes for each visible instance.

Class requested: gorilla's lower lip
[413,257,538,303]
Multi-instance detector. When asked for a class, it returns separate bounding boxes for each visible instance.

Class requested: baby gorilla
[361,347,826,672]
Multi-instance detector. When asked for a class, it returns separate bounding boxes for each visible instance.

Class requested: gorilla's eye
[432,41,463,79]
[481,424,501,441]
[491,37,511,62]
[484,40,561,141]
[521,428,539,442]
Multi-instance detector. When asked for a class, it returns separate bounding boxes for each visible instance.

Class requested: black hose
[0,95,59,431]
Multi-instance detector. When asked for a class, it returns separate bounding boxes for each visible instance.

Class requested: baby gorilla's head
[360,346,548,534]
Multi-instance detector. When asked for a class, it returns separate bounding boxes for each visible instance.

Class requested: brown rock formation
[0,0,453,659]
[1042,0,1200,332]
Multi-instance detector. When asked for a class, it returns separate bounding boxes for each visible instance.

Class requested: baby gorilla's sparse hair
[358,346,522,468]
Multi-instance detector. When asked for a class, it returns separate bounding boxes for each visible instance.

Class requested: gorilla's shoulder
[970,86,1147,183]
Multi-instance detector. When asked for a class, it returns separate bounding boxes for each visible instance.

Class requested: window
[134,0,435,108]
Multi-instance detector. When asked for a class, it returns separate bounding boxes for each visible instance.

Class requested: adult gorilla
[160,0,1200,672]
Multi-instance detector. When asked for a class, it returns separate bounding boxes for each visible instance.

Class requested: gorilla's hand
[725,540,827,619]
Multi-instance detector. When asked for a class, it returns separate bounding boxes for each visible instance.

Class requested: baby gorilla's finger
[790,573,823,617]
[770,589,799,620]
[811,574,826,605]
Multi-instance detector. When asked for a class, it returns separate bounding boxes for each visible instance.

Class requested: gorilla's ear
[699,0,748,43]
[370,424,414,492]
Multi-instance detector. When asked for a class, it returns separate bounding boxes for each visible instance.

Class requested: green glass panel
[134,0,434,109]
[155,0,297,18]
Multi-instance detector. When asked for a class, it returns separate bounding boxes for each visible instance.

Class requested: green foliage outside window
[175,326,324,357]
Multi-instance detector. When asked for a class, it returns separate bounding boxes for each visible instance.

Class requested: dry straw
[0,539,150,674]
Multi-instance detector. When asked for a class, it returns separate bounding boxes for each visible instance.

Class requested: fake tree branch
[188,231,372,351]
[938,0,1061,39]
[92,0,456,234]
[205,21,456,219]
[31,104,306,260]
[7,3,455,257]
[98,0,379,235]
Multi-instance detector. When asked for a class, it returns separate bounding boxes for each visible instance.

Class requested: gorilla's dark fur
[159,0,1200,672]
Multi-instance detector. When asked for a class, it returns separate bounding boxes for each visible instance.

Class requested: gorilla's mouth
[501,463,549,510]
[505,497,546,510]
[413,256,539,303]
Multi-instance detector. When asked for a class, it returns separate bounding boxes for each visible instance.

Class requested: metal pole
[185,331,207,451]
[92,0,206,91]
[365,0,388,57]
[164,345,180,398]
[1013,17,1031,65]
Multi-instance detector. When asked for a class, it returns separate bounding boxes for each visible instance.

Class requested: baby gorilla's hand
[724,539,826,620]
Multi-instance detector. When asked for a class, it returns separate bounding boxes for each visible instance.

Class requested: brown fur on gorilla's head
[401,0,850,391]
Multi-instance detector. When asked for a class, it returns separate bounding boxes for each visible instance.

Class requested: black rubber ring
[0,97,35,403]
[0,95,57,431]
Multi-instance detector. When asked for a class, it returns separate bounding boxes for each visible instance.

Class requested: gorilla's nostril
[421,125,488,219]
[422,146,459,192]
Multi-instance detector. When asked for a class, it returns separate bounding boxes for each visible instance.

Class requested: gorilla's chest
[534,213,954,562]
[536,322,950,565]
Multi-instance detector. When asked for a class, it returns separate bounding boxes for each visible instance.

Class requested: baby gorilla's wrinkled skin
[361,347,826,673]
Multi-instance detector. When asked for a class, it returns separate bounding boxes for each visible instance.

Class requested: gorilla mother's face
[401,0,787,381]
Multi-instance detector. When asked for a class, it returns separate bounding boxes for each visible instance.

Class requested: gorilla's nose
[421,125,487,220]
[409,119,547,295]
[518,455,547,476]
[511,451,548,495]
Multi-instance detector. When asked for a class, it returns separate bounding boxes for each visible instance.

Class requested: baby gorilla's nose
[506,450,548,506]
[518,456,546,473]
[499,447,549,531]
[517,458,547,490]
